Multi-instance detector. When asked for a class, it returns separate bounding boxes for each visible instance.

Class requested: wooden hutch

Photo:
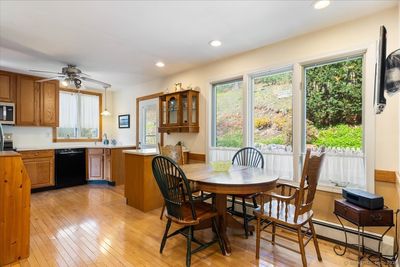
[158,89,199,133]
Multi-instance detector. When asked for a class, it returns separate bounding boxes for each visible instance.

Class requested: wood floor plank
[12,184,372,266]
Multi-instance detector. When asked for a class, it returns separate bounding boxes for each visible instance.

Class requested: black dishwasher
[55,148,86,188]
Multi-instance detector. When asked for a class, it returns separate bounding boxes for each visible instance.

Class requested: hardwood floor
[6,185,379,266]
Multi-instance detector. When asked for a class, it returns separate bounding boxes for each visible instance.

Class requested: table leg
[357,226,361,267]
[215,193,231,255]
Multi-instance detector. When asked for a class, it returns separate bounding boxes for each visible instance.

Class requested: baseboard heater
[227,198,396,258]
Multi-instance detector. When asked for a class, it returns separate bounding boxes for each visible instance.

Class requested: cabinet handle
[370,214,382,221]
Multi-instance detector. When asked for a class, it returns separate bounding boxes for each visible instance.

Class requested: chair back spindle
[232,147,264,168]
[294,148,325,222]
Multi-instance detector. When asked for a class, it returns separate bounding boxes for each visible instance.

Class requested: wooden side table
[334,199,394,266]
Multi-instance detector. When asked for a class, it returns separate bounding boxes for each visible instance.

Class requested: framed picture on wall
[118,114,130,128]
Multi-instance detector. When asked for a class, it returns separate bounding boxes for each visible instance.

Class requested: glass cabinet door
[160,98,167,126]
[181,93,188,124]
[191,93,198,124]
[167,95,179,124]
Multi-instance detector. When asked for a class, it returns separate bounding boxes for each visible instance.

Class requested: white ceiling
[0,0,397,91]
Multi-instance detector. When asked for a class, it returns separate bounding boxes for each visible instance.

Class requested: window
[212,79,244,148]
[252,70,293,150]
[56,90,101,140]
[208,49,372,189]
[303,56,364,188]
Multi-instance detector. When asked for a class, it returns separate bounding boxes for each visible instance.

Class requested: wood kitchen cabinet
[159,89,199,133]
[16,75,40,125]
[0,70,16,102]
[87,148,105,180]
[16,74,59,126]
[87,147,135,184]
[20,150,55,189]
[40,80,59,126]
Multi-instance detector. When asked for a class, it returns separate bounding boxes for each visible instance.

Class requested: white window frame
[207,45,376,192]
[56,90,101,141]
[210,77,246,148]
[138,98,159,149]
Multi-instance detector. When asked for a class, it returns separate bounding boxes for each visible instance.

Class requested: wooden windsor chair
[152,155,224,267]
[254,148,325,267]
[229,147,264,238]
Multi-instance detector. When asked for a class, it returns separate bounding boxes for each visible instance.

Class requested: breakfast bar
[123,149,164,212]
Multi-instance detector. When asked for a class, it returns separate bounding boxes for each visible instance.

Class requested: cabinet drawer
[334,201,360,225]
[20,149,54,159]
[88,148,104,155]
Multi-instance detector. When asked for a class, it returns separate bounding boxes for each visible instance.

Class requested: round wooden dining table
[180,163,278,255]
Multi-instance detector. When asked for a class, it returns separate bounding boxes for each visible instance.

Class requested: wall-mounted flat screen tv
[374,25,387,114]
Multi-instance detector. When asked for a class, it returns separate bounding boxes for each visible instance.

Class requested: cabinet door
[16,75,40,126]
[40,81,59,126]
[166,94,180,126]
[0,71,16,102]
[88,150,104,180]
[104,149,111,182]
[23,157,55,189]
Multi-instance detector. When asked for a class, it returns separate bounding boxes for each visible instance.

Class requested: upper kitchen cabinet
[16,75,40,126]
[159,89,199,133]
[16,74,59,127]
[0,71,16,102]
[40,81,59,127]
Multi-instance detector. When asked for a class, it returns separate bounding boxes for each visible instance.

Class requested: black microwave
[0,102,15,125]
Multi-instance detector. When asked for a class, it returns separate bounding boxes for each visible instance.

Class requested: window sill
[277,178,354,195]
[53,138,101,143]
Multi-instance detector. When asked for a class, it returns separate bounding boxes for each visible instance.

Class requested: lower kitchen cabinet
[87,147,134,184]
[19,150,55,189]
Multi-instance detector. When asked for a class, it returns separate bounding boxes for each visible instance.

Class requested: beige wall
[157,7,399,173]
[112,79,163,145]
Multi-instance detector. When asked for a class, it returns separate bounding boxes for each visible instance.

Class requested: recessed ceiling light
[313,0,330,9]
[209,40,222,47]
[155,61,165,68]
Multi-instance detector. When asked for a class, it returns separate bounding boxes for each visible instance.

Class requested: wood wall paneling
[0,154,31,265]
[375,169,397,183]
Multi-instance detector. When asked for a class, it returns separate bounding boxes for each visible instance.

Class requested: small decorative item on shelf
[175,82,182,92]
[194,86,200,91]
[111,139,117,146]
[186,84,193,90]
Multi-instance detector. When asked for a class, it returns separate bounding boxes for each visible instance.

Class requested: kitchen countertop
[16,144,136,152]
[123,147,189,156]
[123,148,159,156]
[0,151,20,157]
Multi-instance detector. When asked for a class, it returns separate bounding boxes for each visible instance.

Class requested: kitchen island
[123,149,163,212]
[0,151,30,265]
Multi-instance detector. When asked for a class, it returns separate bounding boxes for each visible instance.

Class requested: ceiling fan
[30,64,111,89]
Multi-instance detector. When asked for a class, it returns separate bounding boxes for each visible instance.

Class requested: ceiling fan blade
[81,76,111,88]
[79,72,91,77]
[29,69,63,75]
[36,76,64,83]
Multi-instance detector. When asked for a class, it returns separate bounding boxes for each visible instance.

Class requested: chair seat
[254,200,313,226]
[166,201,217,225]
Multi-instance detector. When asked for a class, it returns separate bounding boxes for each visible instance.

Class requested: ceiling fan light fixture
[61,79,69,87]
[101,86,111,116]
[101,109,111,116]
